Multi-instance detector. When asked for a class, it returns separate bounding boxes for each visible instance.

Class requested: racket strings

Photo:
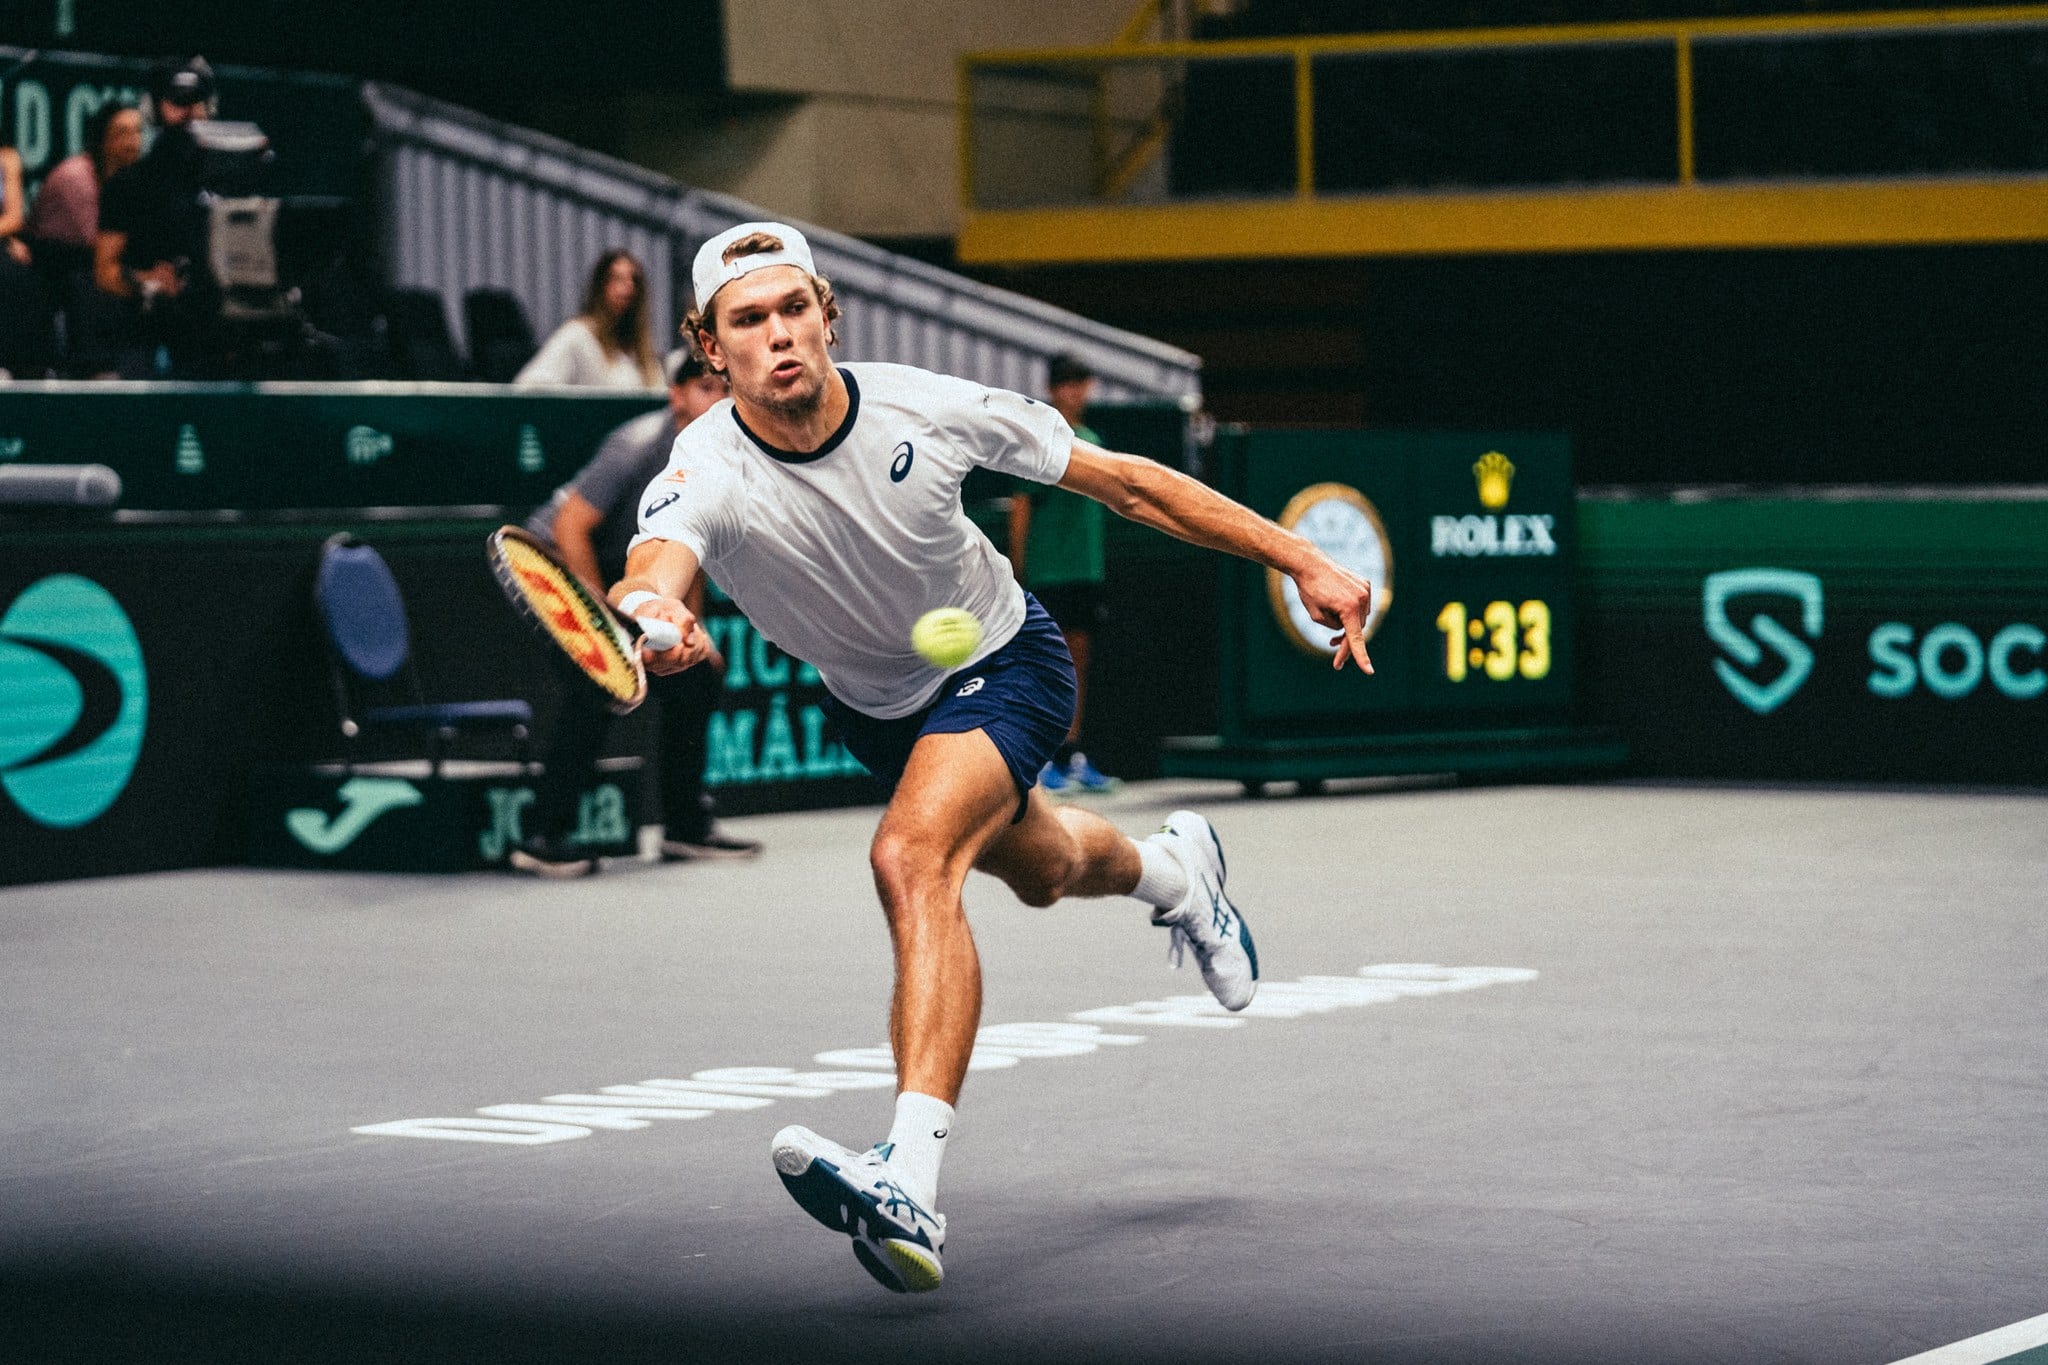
[498,540,641,705]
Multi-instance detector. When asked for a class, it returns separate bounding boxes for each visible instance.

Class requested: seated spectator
[28,102,143,278]
[94,58,218,377]
[27,101,142,376]
[514,248,662,389]
[510,348,761,876]
[0,140,54,378]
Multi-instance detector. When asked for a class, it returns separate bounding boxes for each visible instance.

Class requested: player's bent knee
[869,830,953,911]
[869,831,916,898]
[1003,845,1078,908]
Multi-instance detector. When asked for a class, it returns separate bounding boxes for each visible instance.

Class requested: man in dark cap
[1007,353,1119,791]
[93,57,217,376]
[510,349,764,877]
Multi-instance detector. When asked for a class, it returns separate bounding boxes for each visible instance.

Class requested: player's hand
[137,262,183,298]
[636,599,712,675]
[1293,558,1375,674]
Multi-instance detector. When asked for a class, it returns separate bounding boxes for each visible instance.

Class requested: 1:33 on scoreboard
[1212,429,1578,733]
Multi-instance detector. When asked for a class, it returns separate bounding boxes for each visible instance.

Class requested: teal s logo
[1703,569,1823,716]
[0,575,149,827]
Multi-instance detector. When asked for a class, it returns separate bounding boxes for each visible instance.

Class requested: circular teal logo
[0,575,148,828]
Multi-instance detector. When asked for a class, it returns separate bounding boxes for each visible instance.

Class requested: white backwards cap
[692,221,819,315]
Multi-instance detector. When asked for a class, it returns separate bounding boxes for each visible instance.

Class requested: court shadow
[2,1251,913,1365]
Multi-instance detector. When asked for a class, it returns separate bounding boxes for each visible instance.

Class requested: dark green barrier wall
[0,520,873,887]
[1087,489,2048,787]
[0,385,662,511]
[7,428,2041,887]
[1576,495,2048,784]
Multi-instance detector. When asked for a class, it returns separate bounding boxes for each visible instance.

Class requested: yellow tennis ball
[912,607,983,669]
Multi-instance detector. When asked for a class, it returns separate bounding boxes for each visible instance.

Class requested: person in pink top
[28,101,144,278]
[27,102,145,375]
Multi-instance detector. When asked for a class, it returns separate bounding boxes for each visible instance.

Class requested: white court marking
[1888,1312,2048,1365]
[352,962,1536,1145]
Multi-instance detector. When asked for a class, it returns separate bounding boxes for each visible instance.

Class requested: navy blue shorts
[821,594,1077,821]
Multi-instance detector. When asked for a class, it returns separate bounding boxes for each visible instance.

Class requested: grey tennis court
[5,777,2044,1364]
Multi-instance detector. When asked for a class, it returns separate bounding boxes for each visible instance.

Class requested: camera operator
[93,57,218,377]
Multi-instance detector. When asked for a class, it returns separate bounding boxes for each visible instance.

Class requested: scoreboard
[1165,428,1623,788]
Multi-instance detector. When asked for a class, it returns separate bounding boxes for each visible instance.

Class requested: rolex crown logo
[1473,451,1514,510]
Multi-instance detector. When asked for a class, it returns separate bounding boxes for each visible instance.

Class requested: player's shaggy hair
[683,232,841,361]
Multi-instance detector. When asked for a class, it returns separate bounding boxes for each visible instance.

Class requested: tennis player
[612,222,1373,1294]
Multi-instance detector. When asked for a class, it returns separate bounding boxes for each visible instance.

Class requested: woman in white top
[514,248,662,389]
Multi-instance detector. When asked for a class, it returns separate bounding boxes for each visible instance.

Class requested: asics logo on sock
[933,1128,947,1140]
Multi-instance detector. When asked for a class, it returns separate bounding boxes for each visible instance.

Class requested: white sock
[885,1091,953,1207]
[1130,835,1189,910]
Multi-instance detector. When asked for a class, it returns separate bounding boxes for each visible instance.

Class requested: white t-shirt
[514,319,658,389]
[630,362,1073,718]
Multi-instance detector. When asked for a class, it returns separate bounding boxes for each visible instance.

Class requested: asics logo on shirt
[955,677,985,697]
[645,490,682,518]
[889,441,914,482]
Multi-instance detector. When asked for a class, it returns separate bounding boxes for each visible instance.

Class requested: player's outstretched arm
[1058,440,1375,673]
[613,538,714,674]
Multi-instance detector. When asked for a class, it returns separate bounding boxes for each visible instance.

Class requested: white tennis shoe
[770,1125,946,1293]
[1147,810,1259,1010]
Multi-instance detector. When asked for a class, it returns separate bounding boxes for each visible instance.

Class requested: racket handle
[636,616,682,652]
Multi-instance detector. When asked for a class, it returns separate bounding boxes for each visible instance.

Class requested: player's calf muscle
[994,842,1077,908]
[979,804,1131,906]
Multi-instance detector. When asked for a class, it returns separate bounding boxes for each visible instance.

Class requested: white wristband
[617,590,660,616]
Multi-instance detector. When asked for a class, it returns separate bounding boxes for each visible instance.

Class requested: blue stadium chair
[313,532,532,775]
[380,288,465,381]
[463,288,537,382]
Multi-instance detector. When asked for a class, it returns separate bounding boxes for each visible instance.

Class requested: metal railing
[963,4,2048,209]
[365,83,1202,403]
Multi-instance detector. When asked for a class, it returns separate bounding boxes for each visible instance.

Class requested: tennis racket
[485,525,682,714]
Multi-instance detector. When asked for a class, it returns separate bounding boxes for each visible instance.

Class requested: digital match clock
[1169,427,1613,789]
[1219,429,1577,723]
[1434,599,1553,683]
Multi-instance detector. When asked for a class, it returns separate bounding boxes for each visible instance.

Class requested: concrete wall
[640,0,1135,238]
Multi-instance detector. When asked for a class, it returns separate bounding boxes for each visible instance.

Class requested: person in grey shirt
[511,349,760,876]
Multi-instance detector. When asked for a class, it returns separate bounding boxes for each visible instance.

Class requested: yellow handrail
[1114,0,1165,46]
[1293,49,1314,200]
[974,4,2048,66]
[965,3,2048,206]
[1675,30,1695,187]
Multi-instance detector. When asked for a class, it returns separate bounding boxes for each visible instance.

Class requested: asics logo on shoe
[955,677,985,696]
[1206,882,1233,937]
[872,1177,938,1243]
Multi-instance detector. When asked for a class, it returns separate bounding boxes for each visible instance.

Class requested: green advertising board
[0,383,662,512]
[1165,428,1622,787]
[1575,493,2048,785]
